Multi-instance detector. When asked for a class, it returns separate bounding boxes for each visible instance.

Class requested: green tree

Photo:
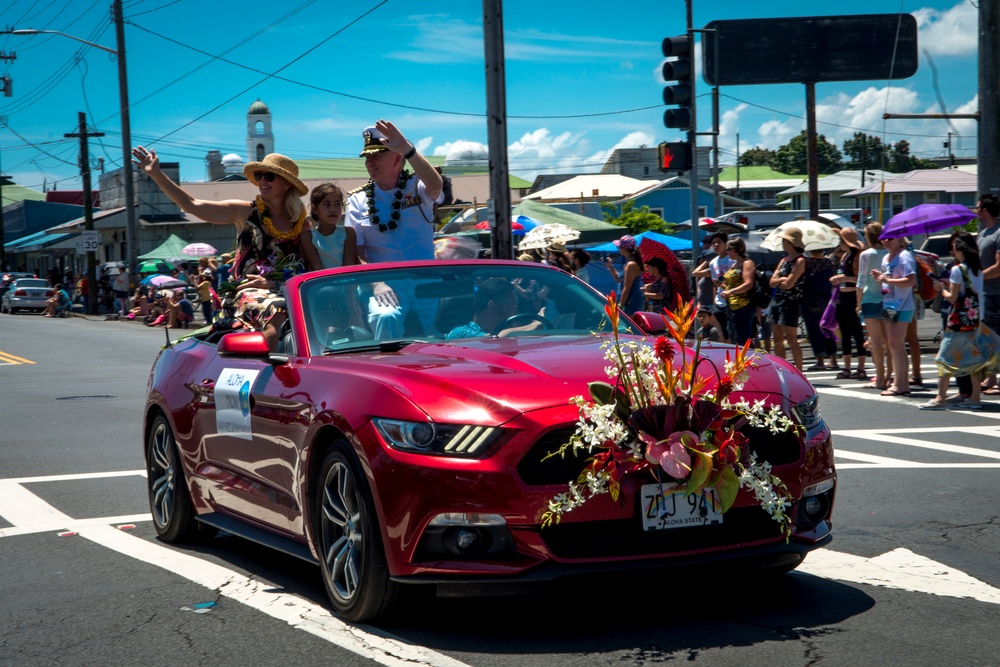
[601,200,670,235]
[889,140,938,171]
[739,146,777,168]
[842,133,889,171]
[773,131,843,175]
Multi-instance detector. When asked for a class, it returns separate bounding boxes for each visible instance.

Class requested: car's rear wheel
[316,443,399,622]
[146,413,200,542]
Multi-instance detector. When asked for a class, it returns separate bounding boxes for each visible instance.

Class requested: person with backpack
[719,238,757,347]
[830,227,867,379]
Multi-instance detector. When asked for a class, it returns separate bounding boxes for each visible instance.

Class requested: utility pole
[482,0,512,260]
[65,112,103,316]
[113,0,138,280]
[980,0,1000,197]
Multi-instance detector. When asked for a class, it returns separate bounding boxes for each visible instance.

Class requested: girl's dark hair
[571,249,591,267]
[309,182,344,209]
[646,257,668,273]
[951,231,982,275]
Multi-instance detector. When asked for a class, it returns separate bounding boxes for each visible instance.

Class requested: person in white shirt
[345,120,443,338]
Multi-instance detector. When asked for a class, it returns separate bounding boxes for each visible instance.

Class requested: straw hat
[779,227,804,249]
[838,227,863,250]
[548,241,566,253]
[243,153,308,196]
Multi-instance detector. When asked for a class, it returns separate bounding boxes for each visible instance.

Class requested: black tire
[146,413,200,542]
[316,443,399,622]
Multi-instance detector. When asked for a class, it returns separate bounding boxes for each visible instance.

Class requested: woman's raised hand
[131,146,160,175]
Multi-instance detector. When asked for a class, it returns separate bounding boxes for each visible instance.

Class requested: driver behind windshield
[446,278,546,340]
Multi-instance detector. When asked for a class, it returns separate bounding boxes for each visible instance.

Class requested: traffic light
[1,77,10,97]
[661,34,692,130]
[658,141,691,173]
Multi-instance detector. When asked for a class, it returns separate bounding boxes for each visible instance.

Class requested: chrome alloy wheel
[148,419,176,529]
[321,460,363,603]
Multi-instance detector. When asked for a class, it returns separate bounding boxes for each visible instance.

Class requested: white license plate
[640,482,724,531]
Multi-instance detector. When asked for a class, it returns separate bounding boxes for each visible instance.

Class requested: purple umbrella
[880,203,977,239]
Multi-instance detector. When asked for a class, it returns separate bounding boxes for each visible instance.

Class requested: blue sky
[0,0,980,191]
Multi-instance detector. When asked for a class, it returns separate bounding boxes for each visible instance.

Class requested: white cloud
[415,136,433,154]
[913,1,978,57]
[757,119,801,150]
[435,139,488,161]
[387,14,655,64]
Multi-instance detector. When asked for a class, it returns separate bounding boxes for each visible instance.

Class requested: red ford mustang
[144,260,835,622]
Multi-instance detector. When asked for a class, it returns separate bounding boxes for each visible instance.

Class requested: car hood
[310,336,805,424]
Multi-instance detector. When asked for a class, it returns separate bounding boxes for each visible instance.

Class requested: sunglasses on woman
[253,171,278,183]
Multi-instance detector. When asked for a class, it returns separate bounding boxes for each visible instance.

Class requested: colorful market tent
[137,234,190,261]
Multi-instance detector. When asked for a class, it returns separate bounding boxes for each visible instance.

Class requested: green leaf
[716,467,739,513]
[588,381,616,406]
[685,449,712,496]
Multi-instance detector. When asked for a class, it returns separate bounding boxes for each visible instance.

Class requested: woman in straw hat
[830,227,867,379]
[768,227,807,371]
[132,146,309,293]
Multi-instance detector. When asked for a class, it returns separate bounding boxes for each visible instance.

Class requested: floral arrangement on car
[214,251,304,331]
[540,293,798,538]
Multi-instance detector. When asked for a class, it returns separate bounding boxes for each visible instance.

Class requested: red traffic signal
[658,142,691,173]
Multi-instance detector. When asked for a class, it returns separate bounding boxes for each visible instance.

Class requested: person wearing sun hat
[132,144,310,349]
[345,119,444,338]
[768,226,807,370]
[829,226,868,379]
[604,234,645,316]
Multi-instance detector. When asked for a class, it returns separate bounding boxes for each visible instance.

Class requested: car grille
[516,426,586,486]
[517,423,801,488]
[539,507,781,559]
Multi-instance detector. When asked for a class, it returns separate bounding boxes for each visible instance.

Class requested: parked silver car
[1,278,53,314]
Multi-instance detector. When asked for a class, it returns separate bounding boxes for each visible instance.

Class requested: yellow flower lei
[256,196,305,242]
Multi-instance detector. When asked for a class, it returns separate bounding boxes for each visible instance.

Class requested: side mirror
[631,311,670,335]
[218,331,270,358]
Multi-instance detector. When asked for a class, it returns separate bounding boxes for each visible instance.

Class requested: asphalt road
[1,311,998,667]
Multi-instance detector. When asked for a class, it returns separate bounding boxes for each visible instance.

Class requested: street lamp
[5,0,138,282]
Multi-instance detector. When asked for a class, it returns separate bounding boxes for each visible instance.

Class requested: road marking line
[2,469,146,485]
[798,547,1000,605]
[0,513,153,538]
[833,432,1000,460]
[818,386,1000,419]
[0,349,35,364]
[76,525,471,667]
[0,475,469,667]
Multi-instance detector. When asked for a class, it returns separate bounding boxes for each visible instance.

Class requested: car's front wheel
[146,413,200,542]
[316,443,399,622]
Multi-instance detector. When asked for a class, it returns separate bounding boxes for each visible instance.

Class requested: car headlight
[790,394,822,430]
[372,418,501,457]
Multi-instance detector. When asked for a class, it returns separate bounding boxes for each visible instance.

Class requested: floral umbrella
[181,242,217,257]
[760,220,840,252]
[879,203,977,239]
[516,223,581,250]
[140,274,187,289]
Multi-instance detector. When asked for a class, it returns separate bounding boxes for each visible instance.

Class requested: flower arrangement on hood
[540,293,798,538]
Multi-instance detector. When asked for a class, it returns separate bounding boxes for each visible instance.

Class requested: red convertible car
[144,260,835,622]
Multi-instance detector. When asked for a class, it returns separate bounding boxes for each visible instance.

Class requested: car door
[192,355,298,533]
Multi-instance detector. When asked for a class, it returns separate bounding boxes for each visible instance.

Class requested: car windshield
[17,279,48,288]
[296,262,637,355]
